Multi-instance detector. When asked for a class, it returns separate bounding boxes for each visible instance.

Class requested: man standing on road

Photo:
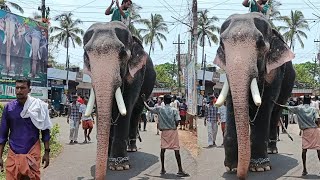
[105,0,132,25]
[79,98,94,143]
[204,95,219,147]
[275,95,320,176]
[142,94,190,177]
[0,79,52,179]
[179,99,188,130]
[218,101,227,145]
[67,95,82,144]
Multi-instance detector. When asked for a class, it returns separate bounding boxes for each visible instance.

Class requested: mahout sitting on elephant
[83,21,156,179]
[213,12,296,180]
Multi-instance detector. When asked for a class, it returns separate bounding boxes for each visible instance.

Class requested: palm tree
[0,0,23,14]
[140,13,168,55]
[198,9,220,67]
[128,3,147,40]
[49,12,84,89]
[278,10,309,52]
[268,0,282,28]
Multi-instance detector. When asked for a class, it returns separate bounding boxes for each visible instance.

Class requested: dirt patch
[178,128,198,158]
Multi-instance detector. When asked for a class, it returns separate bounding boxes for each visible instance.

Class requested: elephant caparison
[213,13,295,180]
[83,21,156,179]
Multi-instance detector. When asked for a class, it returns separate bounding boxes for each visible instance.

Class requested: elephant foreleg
[224,94,239,172]
[127,98,144,152]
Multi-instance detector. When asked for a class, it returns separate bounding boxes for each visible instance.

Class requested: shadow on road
[86,151,158,179]
[221,154,299,180]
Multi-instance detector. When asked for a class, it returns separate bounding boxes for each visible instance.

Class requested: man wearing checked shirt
[204,95,220,148]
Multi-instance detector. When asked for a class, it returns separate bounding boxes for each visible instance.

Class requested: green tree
[279,10,309,52]
[128,3,147,40]
[49,12,84,68]
[268,0,282,28]
[0,0,23,14]
[154,63,177,88]
[294,62,320,88]
[140,13,168,55]
[198,9,220,67]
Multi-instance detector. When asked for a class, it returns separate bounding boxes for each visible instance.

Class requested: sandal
[177,171,190,177]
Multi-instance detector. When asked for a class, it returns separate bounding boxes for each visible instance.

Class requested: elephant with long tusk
[83,21,156,179]
[213,12,295,180]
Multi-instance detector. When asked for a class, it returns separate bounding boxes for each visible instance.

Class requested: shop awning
[77,82,92,89]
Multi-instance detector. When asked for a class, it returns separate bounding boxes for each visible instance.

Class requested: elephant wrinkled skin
[83,21,156,180]
[213,13,295,180]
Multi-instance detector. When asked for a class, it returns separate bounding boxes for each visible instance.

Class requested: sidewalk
[196,117,320,180]
[42,117,197,180]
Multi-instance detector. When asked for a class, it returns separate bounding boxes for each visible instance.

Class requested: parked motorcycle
[49,100,59,118]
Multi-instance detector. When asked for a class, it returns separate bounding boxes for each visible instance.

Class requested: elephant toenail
[124,165,130,169]
[226,167,231,172]
[116,166,124,171]
[232,168,237,172]
[265,166,271,171]
[250,168,256,172]
[257,167,264,172]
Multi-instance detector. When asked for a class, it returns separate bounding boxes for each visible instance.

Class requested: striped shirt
[205,104,219,122]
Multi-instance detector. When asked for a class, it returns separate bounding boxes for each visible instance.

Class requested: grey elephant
[3,13,18,75]
[213,13,295,180]
[83,21,156,179]
[25,28,48,78]
[11,23,26,76]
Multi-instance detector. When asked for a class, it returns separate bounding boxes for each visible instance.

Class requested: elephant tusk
[250,78,262,106]
[85,88,95,117]
[115,87,127,116]
[38,50,41,60]
[215,79,229,107]
[29,48,32,57]
[2,35,6,44]
[12,36,16,46]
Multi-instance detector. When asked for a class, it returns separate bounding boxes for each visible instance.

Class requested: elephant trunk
[228,71,251,180]
[88,52,122,180]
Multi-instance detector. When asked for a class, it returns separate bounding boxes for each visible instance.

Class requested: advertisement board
[0,10,48,99]
[186,59,197,116]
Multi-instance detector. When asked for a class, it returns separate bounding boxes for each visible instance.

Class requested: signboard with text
[0,10,48,99]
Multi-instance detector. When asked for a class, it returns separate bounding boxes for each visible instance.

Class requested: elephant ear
[128,36,147,78]
[265,29,295,74]
[213,45,226,70]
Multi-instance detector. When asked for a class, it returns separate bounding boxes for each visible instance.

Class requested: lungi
[160,129,180,150]
[302,128,320,150]
[6,140,41,180]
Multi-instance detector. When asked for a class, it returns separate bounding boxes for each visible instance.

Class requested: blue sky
[7,0,320,68]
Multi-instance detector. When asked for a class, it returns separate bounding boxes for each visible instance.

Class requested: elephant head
[213,13,294,179]
[25,29,47,77]
[83,21,149,179]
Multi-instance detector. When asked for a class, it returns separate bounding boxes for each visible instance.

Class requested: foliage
[154,63,177,88]
[49,12,84,70]
[278,10,309,51]
[128,3,148,40]
[140,14,168,55]
[268,0,282,28]
[0,123,62,179]
[198,9,220,48]
[0,0,24,14]
[294,62,320,88]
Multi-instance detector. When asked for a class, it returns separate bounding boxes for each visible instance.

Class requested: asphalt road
[42,117,196,180]
[196,117,320,180]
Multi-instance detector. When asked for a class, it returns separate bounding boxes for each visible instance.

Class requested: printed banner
[186,59,197,115]
[0,10,48,99]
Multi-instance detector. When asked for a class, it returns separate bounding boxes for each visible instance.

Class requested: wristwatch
[45,149,51,153]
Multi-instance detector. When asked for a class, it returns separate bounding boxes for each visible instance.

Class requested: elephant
[3,13,18,75]
[25,28,48,78]
[11,23,26,76]
[83,21,156,179]
[213,12,295,180]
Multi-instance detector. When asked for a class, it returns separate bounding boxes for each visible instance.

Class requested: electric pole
[173,34,185,95]
[38,0,50,23]
[202,54,206,92]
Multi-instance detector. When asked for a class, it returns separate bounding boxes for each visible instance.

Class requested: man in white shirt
[218,101,227,146]
[79,98,94,143]
[311,96,320,127]
[170,95,180,110]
